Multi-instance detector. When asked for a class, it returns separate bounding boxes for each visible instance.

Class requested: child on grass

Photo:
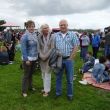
[79,52,95,74]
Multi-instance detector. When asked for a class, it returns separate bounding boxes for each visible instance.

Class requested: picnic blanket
[83,73,110,90]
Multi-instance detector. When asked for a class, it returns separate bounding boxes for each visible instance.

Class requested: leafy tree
[0,20,6,31]
[0,20,6,25]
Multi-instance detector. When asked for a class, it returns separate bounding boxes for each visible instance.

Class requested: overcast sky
[0,0,110,29]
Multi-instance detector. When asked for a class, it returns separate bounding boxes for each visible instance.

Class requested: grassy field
[0,50,110,110]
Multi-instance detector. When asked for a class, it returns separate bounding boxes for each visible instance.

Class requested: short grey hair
[40,24,49,33]
[59,19,68,25]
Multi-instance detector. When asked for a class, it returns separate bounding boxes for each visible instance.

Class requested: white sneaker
[88,68,93,72]
[9,61,13,64]
[22,93,27,97]
[79,80,88,85]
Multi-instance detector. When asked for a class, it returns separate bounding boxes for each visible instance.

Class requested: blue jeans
[105,45,110,56]
[56,59,74,97]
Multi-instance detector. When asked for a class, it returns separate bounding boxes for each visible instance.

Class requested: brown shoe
[43,92,49,97]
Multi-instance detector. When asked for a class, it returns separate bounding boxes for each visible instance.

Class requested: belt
[62,56,70,59]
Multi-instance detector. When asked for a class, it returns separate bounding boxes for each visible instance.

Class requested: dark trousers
[22,61,36,93]
[80,46,88,61]
[7,44,15,61]
[92,47,99,58]
[8,51,15,61]
[105,45,110,57]
[82,63,92,73]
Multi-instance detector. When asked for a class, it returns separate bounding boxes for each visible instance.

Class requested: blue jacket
[92,34,100,47]
[20,31,38,61]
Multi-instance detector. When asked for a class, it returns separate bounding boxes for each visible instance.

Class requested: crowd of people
[0,29,23,65]
[0,19,110,101]
[78,27,110,85]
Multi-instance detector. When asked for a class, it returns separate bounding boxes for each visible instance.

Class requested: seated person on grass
[79,56,110,85]
[4,41,15,64]
[79,52,95,74]
[0,41,9,65]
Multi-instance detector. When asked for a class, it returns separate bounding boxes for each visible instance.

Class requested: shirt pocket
[56,39,61,46]
[65,37,72,47]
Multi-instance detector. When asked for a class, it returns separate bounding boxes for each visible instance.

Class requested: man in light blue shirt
[54,19,79,101]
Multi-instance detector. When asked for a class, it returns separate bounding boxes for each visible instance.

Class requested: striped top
[54,31,79,57]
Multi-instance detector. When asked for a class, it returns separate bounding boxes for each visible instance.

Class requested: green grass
[0,50,110,110]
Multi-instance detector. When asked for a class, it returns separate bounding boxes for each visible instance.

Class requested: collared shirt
[61,33,66,38]
[54,31,79,57]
